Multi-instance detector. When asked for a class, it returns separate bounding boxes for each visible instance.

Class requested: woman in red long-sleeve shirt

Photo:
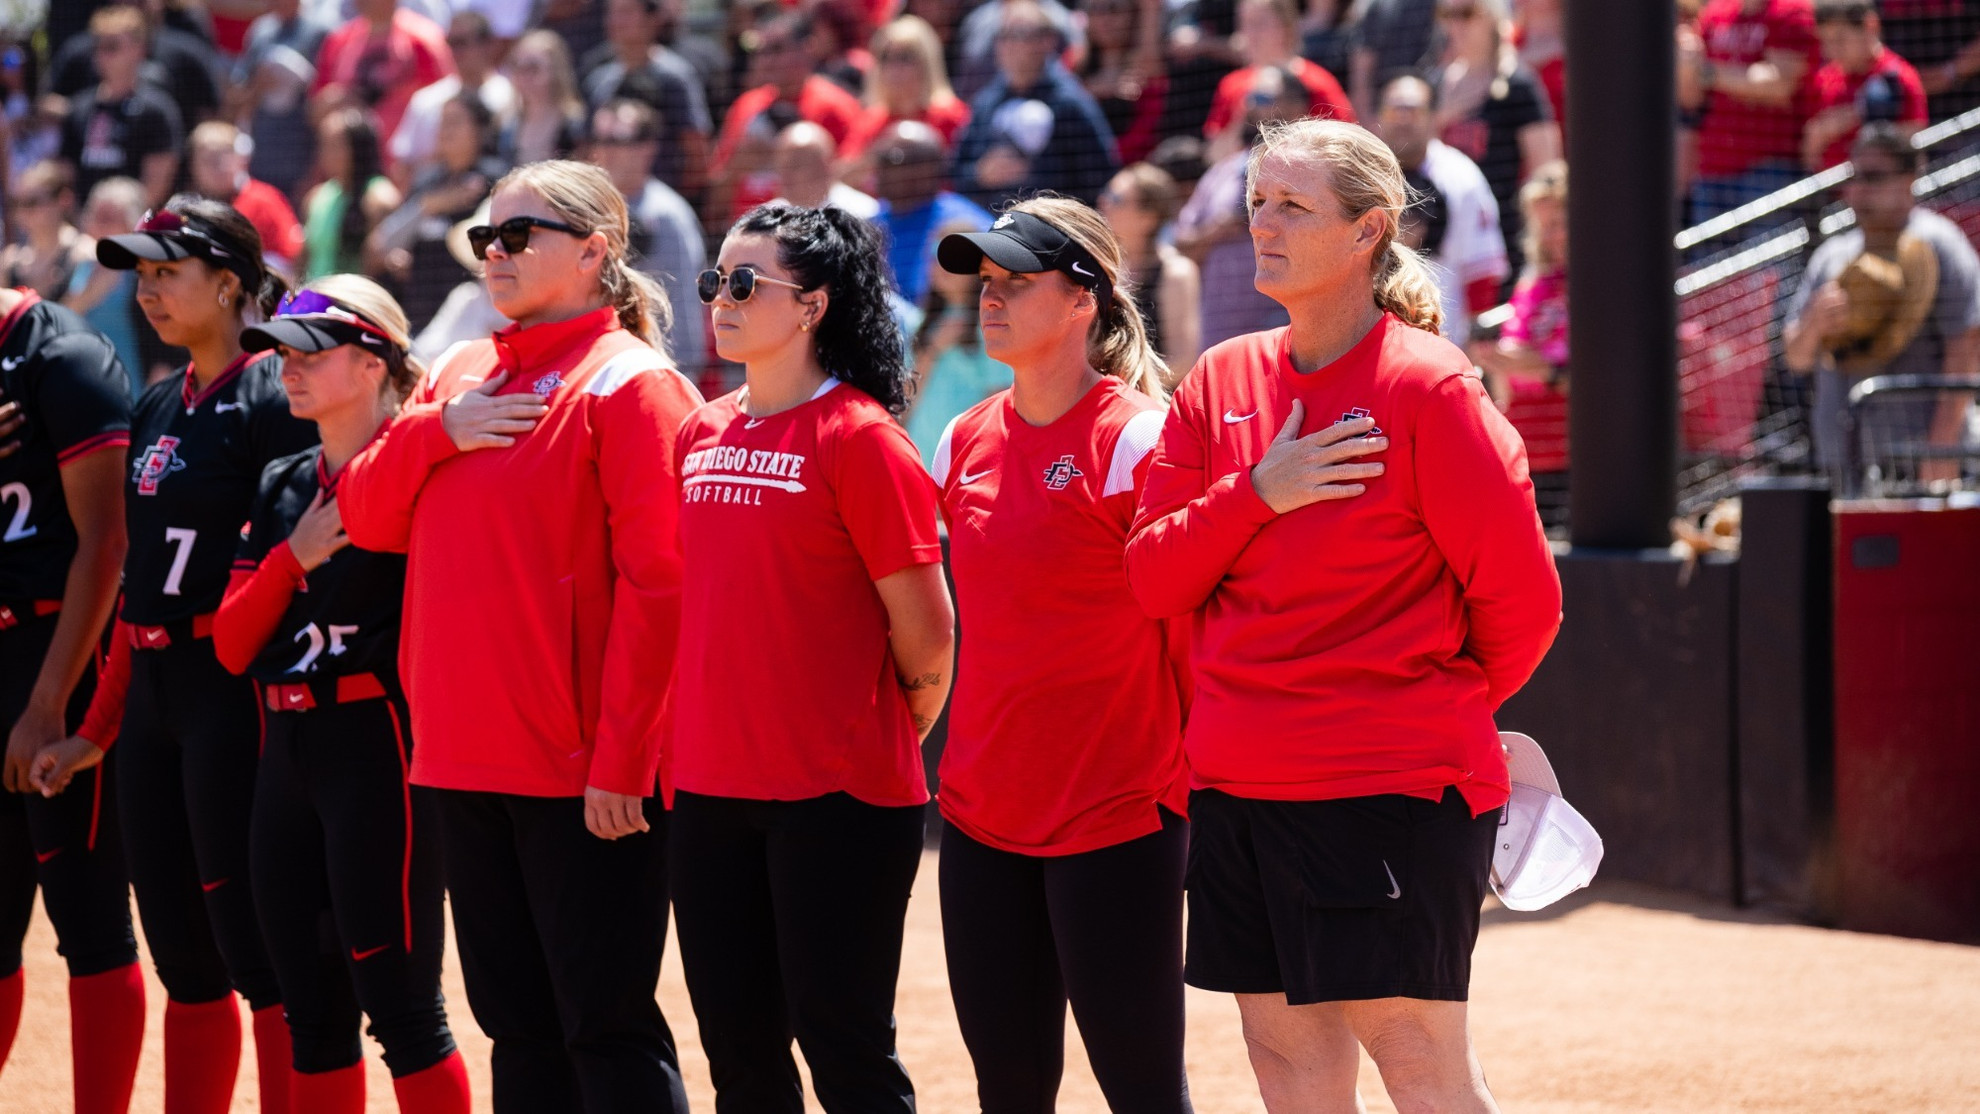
[1125,118,1561,1114]
[335,161,702,1113]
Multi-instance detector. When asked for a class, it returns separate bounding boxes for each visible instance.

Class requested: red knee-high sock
[70,964,146,1114]
[164,996,241,1114]
[0,968,22,1068]
[391,1051,471,1114]
[291,1062,365,1114]
[252,1004,295,1114]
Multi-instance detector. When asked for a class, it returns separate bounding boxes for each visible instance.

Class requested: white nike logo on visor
[1223,409,1257,424]
[1070,261,1095,278]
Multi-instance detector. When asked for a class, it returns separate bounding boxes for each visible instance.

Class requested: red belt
[264,673,389,713]
[129,612,215,650]
[0,600,62,630]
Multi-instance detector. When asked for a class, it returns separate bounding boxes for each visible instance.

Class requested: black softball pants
[437,788,687,1114]
[249,690,455,1076]
[117,635,280,1008]
[0,613,137,980]
[938,809,1193,1114]
[669,789,924,1114]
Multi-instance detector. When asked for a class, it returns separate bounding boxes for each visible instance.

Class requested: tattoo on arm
[898,671,944,692]
[912,713,935,732]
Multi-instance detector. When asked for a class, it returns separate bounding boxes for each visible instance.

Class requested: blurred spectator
[1175,64,1304,348]
[905,218,1015,464]
[50,1,222,134]
[188,121,307,275]
[772,121,880,216]
[1380,74,1507,344]
[3,35,60,182]
[371,92,507,329]
[1203,0,1356,151]
[499,30,589,166]
[709,11,866,222]
[1784,125,1980,477]
[312,0,456,153]
[1099,162,1201,383]
[871,121,994,304]
[412,196,511,363]
[302,107,403,280]
[1514,0,1566,128]
[578,0,713,193]
[952,0,1120,209]
[455,0,536,48]
[1434,0,1558,279]
[1147,133,1209,201]
[589,98,706,367]
[1165,0,1243,148]
[805,0,879,95]
[2,163,93,300]
[907,0,970,82]
[952,0,1084,103]
[1352,0,1440,117]
[1475,159,1569,527]
[391,11,517,188]
[1802,0,1927,171]
[63,176,149,395]
[231,0,334,202]
[1301,0,1359,83]
[1687,0,1819,229]
[60,6,183,209]
[1884,0,1980,121]
[541,0,611,72]
[840,15,972,158]
[1076,0,1168,166]
[1677,0,1706,197]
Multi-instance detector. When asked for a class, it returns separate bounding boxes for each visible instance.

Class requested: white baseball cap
[1491,732,1604,911]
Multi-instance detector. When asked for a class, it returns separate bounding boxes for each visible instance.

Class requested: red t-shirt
[931,380,1190,856]
[1809,47,1928,170]
[1499,269,1570,472]
[840,95,973,157]
[1696,0,1820,177]
[312,11,456,160]
[671,380,943,806]
[231,178,305,266]
[1125,318,1562,817]
[1203,59,1356,139]
[714,77,868,218]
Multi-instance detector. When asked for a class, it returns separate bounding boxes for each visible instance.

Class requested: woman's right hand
[0,384,23,460]
[287,490,351,572]
[1249,400,1389,514]
[442,370,548,451]
[28,736,104,798]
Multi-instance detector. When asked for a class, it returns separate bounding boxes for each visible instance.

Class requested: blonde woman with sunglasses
[338,160,701,1113]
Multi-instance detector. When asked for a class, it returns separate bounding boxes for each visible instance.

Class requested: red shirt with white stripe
[1125,316,1562,817]
[932,379,1190,857]
[671,379,943,807]
[338,307,702,798]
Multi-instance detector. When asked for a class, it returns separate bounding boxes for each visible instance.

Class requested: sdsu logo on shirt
[680,444,809,506]
[132,436,188,495]
[532,372,564,396]
[1041,454,1083,491]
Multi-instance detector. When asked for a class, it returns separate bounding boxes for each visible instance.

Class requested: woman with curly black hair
[668,201,955,1113]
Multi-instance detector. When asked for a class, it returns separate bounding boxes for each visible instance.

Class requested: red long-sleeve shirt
[337,308,702,798]
[1126,317,1561,816]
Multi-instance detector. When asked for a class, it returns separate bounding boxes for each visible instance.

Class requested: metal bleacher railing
[1478,106,1980,520]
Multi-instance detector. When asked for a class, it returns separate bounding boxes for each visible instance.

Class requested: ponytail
[252,270,289,324]
[1375,240,1444,335]
[601,256,674,357]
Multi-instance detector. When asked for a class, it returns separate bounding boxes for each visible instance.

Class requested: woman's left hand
[583,785,651,840]
[4,702,64,793]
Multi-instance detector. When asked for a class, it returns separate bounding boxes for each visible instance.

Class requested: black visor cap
[241,316,387,355]
[936,210,1112,303]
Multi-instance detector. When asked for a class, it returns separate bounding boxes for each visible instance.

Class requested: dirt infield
[4,853,1978,1112]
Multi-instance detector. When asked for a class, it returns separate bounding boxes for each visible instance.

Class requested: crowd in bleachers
[7,0,1980,492]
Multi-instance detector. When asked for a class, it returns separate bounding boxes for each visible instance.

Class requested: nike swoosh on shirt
[1383,860,1402,901]
[201,878,229,893]
[34,848,60,864]
[1,356,24,371]
[215,402,245,413]
[958,468,993,484]
[744,418,767,429]
[351,944,390,962]
[1223,409,1257,424]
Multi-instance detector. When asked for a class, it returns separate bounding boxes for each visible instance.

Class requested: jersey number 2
[161,527,197,595]
[0,483,35,542]
[289,623,360,674]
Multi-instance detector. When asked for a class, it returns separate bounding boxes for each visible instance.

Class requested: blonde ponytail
[1007,195,1169,401]
[601,256,674,357]
[1249,118,1447,336]
[1375,241,1445,334]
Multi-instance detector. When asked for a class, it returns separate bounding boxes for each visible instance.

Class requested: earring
[218,293,229,307]
[799,321,811,332]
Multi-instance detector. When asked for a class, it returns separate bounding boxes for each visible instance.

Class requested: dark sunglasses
[466,216,588,260]
[696,266,807,304]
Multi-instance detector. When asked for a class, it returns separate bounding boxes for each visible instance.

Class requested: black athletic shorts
[1183,786,1497,1005]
